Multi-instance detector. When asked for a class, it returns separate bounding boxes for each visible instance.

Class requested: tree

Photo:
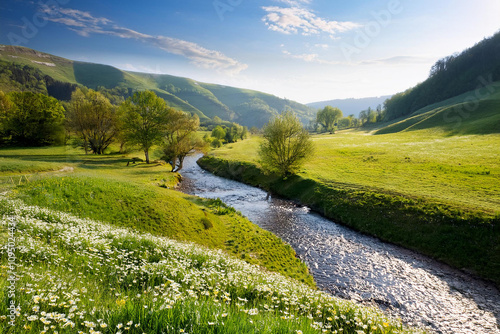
[316,106,343,133]
[338,117,352,129]
[225,123,248,143]
[6,92,65,146]
[0,91,13,142]
[259,110,314,177]
[211,125,226,140]
[359,109,369,125]
[162,110,206,172]
[210,125,226,148]
[121,91,170,164]
[67,88,120,154]
[367,108,378,124]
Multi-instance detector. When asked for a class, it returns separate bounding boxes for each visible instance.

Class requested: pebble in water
[179,155,500,334]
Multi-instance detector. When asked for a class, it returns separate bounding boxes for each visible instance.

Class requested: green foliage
[161,110,204,172]
[259,110,314,177]
[384,31,500,120]
[121,91,170,163]
[0,59,48,94]
[316,106,343,133]
[0,91,12,140]
[211,125,226,140]
[4,91,65,146]
[225,123,247,143]
[67,88,121,154]
[0,45,318,128]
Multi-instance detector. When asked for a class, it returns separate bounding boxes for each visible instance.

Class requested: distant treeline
[384,31,500,120]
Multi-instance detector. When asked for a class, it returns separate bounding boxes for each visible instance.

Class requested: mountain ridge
[0,44,315,128]
[307,95,392,118]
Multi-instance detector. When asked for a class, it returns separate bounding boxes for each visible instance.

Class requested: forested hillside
[0,45,315,128]
[384,31,500,120]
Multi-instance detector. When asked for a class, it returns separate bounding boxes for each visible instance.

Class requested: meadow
[199,128,500,285]
[0,146,312,286]
[0,196,419,334]
[210,129,500,215]
[0,145,422,333]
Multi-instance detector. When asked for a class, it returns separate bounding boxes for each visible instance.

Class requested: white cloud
[314,43,329,49]
[361,56,433,65]
[262,6,360,37]
[282,50,340,65]
[282,50,431,67]
[40,6,247,75]
[273,0,311,6]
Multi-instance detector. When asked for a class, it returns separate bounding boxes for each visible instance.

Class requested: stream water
[178,154,500,334]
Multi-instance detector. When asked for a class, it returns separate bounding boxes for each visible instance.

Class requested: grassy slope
[199,128,500,286]
[376,81,500,135]
[0,45,76,84]
[0,45,316,127]
[0,146,312,286]
[201,83,315,126]
[0,197,416,334]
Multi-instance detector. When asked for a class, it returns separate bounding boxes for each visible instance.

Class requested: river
[178,154,500,334]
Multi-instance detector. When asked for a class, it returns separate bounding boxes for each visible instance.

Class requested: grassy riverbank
[0,146,312,286]
[0,196,419,334]
[198,129,500,287]
[0,145,425,333]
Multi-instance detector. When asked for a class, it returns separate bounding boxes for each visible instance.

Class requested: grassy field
[0,197,418,334]
[0,145,424,333]
[211,130,500,215]
[200,128,500,285]
[0,145,312,286]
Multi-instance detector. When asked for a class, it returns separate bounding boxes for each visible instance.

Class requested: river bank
[181,154,500,334]
[197,155,500,288]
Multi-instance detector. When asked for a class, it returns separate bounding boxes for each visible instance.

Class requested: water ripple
[179,155,500,334]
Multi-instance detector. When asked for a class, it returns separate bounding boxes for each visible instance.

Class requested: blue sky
[1,0,499,103]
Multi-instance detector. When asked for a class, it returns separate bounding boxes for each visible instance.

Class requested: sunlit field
[212,129,500,216]
[0,197,419,334]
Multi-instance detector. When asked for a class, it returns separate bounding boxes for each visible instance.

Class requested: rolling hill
[0,45,315,128]
[374,31,500,135]
[383,31,500,121]
[375,81,500,135]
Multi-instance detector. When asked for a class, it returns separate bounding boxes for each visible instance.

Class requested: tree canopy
[121,91,170,164]
[259,110,314,177]
[162,110,205,172]
[67,88,120,154]
[316,106,343,133]
[4,91,65,146]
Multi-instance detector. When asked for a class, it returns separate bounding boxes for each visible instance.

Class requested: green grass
[210,131,500,215]
[200,128,500,286]
[0,158,62,174]
[376,81,500,135]
[0,144,313,286]
[0,198,418,333]
[0,46,76,84]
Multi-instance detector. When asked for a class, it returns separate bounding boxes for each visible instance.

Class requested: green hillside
[0,45,316,128]
[375,81,500,135]
[384,31,500,120]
